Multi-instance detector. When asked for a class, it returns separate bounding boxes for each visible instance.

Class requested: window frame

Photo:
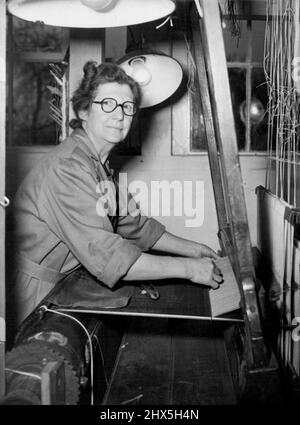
[6,13,70,148]
[172,18,269,156]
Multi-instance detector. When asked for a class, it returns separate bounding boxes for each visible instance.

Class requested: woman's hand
[186,257,223,289]
[193,243,220,260]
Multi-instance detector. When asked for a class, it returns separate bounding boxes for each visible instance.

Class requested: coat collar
[71,128,114,177]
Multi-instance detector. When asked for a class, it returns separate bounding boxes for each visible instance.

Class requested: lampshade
[118,51,183,108]
[7,0,175,28]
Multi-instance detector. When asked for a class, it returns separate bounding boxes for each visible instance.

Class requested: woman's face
[80,81,135,148]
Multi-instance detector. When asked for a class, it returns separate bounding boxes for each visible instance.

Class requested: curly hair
[70,61,142,129]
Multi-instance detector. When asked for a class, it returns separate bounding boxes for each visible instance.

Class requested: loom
[257,0,300,386]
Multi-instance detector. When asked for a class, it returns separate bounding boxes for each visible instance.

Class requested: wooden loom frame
[0,0,6,399]
[194,0,272,372]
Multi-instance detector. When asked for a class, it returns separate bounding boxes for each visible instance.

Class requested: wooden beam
[175,0,287,18]
[69,29,105,127]
[175,0,277,17]
[105,27,127,61]
[200,0,268,368]
[200,0,254,282]
[14,52,68,63]
[0,0,6,399]
[218,0,288,18]
[190,10,228,231]
[245,21,253,152]
[190,10,237,266]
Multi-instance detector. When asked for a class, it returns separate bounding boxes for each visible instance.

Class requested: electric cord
[156,15,173,30]
[92,334,108,386]
[5,368,41,381]
[39,305,95,405]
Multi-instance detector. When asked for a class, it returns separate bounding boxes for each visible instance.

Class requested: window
[6,15,69,146]
[172,17,269,154]
[224,20,268,151]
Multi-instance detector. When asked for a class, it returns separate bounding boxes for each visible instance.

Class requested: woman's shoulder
[49,131,95,171]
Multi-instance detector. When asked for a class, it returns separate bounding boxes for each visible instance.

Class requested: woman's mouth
[108,126,122,131]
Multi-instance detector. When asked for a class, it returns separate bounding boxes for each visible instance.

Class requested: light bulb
[250,101,263,118]
[129,57,152,87]
[80,0,115,11]
[239,98,265,126]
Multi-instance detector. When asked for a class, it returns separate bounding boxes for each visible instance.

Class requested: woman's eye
[103,99,115,107]
[124,103,134,113]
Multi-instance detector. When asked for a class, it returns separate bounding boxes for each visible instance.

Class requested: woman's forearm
[122,252,223,289]
[123,252,188,281]
[151,231,200,257]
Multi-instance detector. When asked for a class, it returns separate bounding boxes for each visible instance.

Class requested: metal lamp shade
[7,0,176,28]
[118,51,183,108]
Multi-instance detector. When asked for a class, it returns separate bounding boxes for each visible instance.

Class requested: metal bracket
[0,196,9,208]
[0,318,5,342]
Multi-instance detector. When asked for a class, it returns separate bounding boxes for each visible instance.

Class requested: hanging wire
[184,34,197,95]
[264,0,300,207]
[5,367,42,381]
[47,62,68,142]
[225,0,241,44]
[263,0,300,372]
[155,15,173,30]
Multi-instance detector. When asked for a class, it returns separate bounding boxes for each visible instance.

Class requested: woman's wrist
[181,257,192,280]
[163,256,191,280]
[188,241,203,258]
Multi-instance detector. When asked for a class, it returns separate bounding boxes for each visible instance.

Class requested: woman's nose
[112,104,124,119]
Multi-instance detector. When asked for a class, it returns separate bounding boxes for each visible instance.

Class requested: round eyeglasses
[92,98,137,116]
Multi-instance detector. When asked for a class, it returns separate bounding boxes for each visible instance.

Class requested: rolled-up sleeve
[116,190,166,251]
[38,157,142,288]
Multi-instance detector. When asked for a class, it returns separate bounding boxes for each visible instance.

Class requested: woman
[10,61,222,329]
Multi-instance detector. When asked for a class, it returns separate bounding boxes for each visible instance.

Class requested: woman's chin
[107,137,124,145]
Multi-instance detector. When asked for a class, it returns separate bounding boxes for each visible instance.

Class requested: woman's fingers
[212,261,224,284]
[213,272,224,283]
[210,265,224,289]
[210,280,220,289]
[213,263,222,276]
[198,244,220,260]
[188,257,225,289]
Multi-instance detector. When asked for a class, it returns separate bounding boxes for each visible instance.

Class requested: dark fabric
[48,268,134,309]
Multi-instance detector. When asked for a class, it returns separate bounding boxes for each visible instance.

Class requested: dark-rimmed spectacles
[92,98,137,116]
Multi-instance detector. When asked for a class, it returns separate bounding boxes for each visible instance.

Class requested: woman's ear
[78,109,88,121]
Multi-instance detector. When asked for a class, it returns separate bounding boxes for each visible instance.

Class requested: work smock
[9,128,166,326]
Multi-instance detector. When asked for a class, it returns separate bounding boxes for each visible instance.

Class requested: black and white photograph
[0,0,299,413]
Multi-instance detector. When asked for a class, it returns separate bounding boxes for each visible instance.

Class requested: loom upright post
[198,0,268,369]
[0,0,7,399]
